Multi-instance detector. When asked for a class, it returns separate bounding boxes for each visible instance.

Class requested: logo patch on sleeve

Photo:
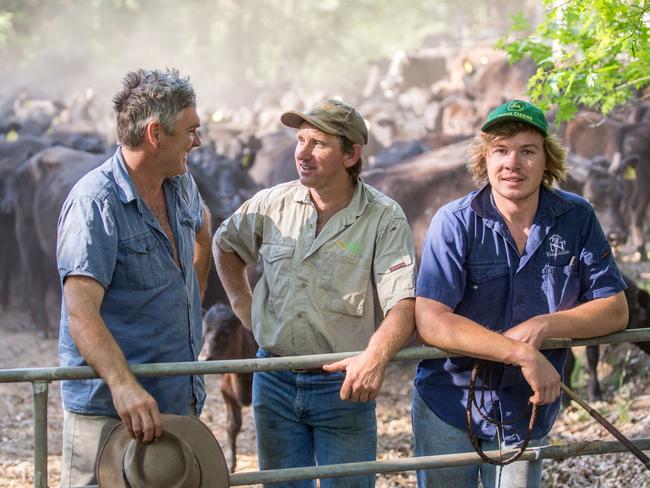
[389,262,407,272]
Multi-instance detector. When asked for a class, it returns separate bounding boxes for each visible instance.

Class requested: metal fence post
[33,380,50,488]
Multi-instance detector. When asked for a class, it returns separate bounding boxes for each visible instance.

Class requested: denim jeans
[253,349,377,488]
[412,388,544,488]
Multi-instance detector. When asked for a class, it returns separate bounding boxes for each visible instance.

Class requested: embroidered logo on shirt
[546,234,570,258]
[335,239,363,256]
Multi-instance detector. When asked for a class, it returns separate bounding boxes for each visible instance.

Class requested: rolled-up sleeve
[213,189,270,266]
[373,216,416,313]
[56,195,117,289]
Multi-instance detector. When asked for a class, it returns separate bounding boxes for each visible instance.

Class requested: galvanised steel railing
[2,328,650,487]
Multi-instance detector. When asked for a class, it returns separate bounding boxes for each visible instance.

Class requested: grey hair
[113,68,196,148]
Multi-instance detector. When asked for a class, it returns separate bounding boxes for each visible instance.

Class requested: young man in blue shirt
[413,100,628,488]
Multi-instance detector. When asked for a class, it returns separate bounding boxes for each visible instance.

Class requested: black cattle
[371,140,431,168]
[247,130,296,188]
[14,146,104,337]
[198,303,257,472]
[562,154,629,248]
[188,154,259,308]
[48,125,107,154]
[610,122,650,260]
[564,274,650,405]
[0,136,52,309]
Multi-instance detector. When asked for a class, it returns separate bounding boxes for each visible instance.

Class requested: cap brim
[96,415,229,488]
[481,116,548,136]
[280,111,343,137]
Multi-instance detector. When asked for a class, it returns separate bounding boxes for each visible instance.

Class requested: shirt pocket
[463,264,509,320]
[318,252,369,317]
[259,243,294,311]
[537,262,580,311]
[116,233,167,290]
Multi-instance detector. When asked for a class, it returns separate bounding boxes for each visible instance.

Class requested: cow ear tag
[623,166,637,181]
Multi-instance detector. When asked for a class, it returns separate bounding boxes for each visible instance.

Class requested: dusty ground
[1,296,649,487]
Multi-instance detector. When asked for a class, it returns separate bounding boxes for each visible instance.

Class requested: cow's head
[198,303,243,361]
[582,156,628,247]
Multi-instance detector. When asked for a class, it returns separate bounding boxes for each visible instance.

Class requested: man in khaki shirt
[214,98,415,487]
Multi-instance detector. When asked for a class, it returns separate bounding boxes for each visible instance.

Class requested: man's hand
[111,379,163,443]
[504,316,561,404]
[323,351,387,402]
[519,346,561,405]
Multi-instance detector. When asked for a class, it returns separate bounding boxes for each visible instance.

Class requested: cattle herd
[1,43,650,471]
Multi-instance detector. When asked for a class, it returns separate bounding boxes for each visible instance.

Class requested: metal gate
[2,328,650,487]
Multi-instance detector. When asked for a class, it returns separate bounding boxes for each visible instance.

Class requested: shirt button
[300,283,307,288]
[297,312,303,319]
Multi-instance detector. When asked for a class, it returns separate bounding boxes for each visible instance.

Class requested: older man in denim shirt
[413,100,628,488]
[56,69,210,487]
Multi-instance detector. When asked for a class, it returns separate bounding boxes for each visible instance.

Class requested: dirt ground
[1,297,650,487]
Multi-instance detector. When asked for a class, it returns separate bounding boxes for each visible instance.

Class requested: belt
[290,367,328,374]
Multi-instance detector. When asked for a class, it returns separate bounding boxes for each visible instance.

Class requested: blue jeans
[253,349,377,488]
[412,388,544,488]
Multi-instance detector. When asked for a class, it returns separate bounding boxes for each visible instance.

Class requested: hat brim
[481,116,548,137]
[280,111,343,137]
[96,414,229,488]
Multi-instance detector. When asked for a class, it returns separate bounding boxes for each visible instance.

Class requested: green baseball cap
[281,98,369,146]
[481,99,549,137]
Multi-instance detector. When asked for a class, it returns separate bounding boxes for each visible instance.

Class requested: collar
[112,147,139,204]
[469,184,572,227]
[112,147,180,206]
[295,178,370,223]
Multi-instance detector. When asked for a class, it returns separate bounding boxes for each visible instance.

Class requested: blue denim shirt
[415,185,625,444]
[57,148,206,417]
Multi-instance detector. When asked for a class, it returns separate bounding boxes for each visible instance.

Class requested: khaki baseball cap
[281,98,369,146]
[481,99,550,136]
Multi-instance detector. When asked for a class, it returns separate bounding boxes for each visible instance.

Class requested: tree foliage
[499,0,650,121]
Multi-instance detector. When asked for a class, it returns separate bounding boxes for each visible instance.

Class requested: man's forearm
[530,291,629,340]
[213,239,253,330]
[365,298,415,365]
[71,312,139,388]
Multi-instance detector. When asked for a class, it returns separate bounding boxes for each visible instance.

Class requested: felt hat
[96,414,229,488]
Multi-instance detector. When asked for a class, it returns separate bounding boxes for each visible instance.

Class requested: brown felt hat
[96,414,229,488]
[281,98,369,146]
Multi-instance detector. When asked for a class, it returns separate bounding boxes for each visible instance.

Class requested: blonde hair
[467,121,567,188]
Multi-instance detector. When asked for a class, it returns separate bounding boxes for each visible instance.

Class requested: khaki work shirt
[215,179,416,356]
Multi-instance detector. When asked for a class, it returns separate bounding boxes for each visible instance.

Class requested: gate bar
[2,328,650,383]
[32,381,49,488]
[229,438,650,486]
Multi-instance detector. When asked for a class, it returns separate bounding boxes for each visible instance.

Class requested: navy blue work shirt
[415,185,626,444]
[57,148,206,417]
